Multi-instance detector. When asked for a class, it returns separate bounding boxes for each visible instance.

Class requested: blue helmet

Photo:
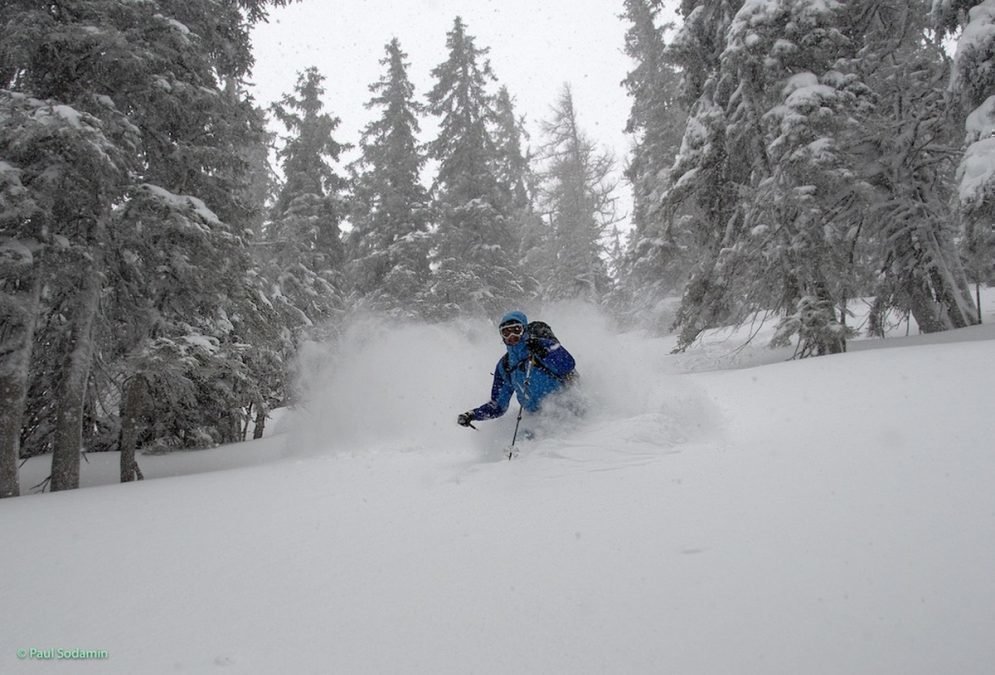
[498,310,528,329]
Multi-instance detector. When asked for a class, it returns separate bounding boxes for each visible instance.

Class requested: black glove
[457,411,476,427]
[526,336,548,358]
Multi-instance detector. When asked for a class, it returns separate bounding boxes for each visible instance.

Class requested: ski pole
[507,359,533,458]
[510,404,524,446]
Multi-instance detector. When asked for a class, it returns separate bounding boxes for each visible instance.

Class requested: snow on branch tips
[953,0,995,105]
[958,137,995,211]
[137,183,222,230]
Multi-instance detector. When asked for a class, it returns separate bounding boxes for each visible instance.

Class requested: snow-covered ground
[3,291,995,674]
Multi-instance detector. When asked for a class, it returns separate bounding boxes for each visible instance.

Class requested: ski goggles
[499,323,525,338]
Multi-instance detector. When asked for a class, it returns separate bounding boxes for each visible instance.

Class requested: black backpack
[526,320,557,343]
[499,320,576,383]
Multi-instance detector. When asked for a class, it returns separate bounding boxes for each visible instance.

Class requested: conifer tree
[493,86,537,216]
[263,67,348,344]
[621,0,687,233]
[271,67,348,267]
[426,17,526,318]
[0,151,38,496]
[0,0,294,492]
[537,84,617,303]
[848,1,977,334]
[666,0,853,353]
[614,0,690,328]
[0,94,132,496]
[942,0,995,319]
[663,0,750,347]
[721,0,861,355]
[661,0,976,355]
[492,86,542,301]
[349,39,432,316]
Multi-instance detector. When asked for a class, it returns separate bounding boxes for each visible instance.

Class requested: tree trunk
[118,375,147,483]
[978,282,983,324]
[908,284,947,333]
[907,227,980,333]
[253,406,267,440]
[0,254,41,499]
[242,401,253,440]
[50,256,102,492]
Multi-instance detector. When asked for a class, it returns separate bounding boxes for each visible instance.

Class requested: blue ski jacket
[471,311,577,421]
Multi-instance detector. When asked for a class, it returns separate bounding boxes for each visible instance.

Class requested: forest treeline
[1,0,992,495]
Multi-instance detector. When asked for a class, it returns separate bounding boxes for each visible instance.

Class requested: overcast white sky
[248,0,676,227]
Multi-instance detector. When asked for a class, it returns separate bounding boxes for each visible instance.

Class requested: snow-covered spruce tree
[536,84,618,304]
[233,116,287,441]
[622,0,687,230]
[425,17,527,319]
[0,95,131,496]
[0,0,294,491]
[664,0,749,349]
[613,0,690,330]
[493,87,537,220]
[0,147,38,497]
[0,6,138,491]
[241,124,279,242]
[348,39,432,317]
[264,66,348,339]
[107,9,292,475]
[629,0,974,350]
[843,1,975,334]
[104,83,286,471]
[932,0,984,36]
[492,85,542,303]
[942,0,995,319]
[722,0,866,356]
[0,110,40,497]
[106,179,284,465]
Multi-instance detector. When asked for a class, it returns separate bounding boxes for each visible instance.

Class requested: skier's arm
[471,360,514,420]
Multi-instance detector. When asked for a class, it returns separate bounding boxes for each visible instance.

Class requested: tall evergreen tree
[426,17,526,318]
[621,0,688,232]
[0,139,38,496]
[493,86,536,216]
[492,86,542,302]
[614,0,691,329]
[271,67,348,267]
[943,0,995,319]
[537,84,617,303]
[665,0,853,353]
[0,0,294,492]
[662,0,975,355]
[0,94,133,496]
[721,0,860,356]
[349,39,432,316]
[852,1,978,335]
[660,0,750,347]
[264,66,348,337]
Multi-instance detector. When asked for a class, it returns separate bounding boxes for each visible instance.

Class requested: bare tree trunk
[242,401,253,440]
[978,282,983,324]
[253,405,267,440]
[50,256,102,492]
[906,224,979,333]
[0,251,41,499]
[118,374,147,483]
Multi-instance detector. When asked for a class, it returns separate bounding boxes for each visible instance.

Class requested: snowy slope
[2,302,995,675]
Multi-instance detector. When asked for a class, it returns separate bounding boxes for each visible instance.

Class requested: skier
[457,310,578,429]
